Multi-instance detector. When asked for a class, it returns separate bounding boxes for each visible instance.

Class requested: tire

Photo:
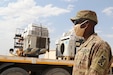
[42,68,70,75]
[1,67,29,75]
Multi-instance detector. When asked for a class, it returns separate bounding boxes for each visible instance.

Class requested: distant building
[44,50,56,59]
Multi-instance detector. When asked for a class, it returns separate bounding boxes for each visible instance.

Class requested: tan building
[44,50,56,59]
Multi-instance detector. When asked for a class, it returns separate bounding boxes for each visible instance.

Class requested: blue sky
[0,0,113,55]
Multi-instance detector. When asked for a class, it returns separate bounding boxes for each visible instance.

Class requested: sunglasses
[73,19,87,25]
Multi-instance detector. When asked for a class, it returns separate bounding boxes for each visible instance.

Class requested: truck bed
[0,55,74,67]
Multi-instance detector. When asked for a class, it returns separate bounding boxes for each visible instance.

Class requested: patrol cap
[70,10,98,24]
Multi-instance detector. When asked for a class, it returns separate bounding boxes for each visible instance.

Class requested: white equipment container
[56,29,83,60]
[23,23,49,51]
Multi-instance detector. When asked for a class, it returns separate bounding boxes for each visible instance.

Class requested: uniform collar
[82,33,97,47]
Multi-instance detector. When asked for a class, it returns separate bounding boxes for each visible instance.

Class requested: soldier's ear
[80,22,89,28]
[80,20,89,28]
[85,20,91,29]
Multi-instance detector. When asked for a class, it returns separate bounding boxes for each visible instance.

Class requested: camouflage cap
[71,10,98,24]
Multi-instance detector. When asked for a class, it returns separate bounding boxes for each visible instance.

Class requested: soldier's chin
[75,34,84,38]
[76,35,84,40]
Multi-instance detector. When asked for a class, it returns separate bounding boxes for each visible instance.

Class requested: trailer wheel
[42,68,70,75]
[1,67,29,75]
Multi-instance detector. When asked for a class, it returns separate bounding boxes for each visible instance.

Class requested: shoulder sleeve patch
[98,55,106,67]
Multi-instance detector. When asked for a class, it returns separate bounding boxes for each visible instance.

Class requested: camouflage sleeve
[86,42,112,75]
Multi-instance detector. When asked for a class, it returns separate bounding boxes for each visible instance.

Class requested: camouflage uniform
[72,33,112,75]
[71,10,112,75]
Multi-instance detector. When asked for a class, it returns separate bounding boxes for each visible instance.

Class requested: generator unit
[56,29,83,60]
[22,23,50,52]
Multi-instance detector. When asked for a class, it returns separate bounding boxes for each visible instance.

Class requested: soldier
[16,48,23,56]
[71,10,112,75]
